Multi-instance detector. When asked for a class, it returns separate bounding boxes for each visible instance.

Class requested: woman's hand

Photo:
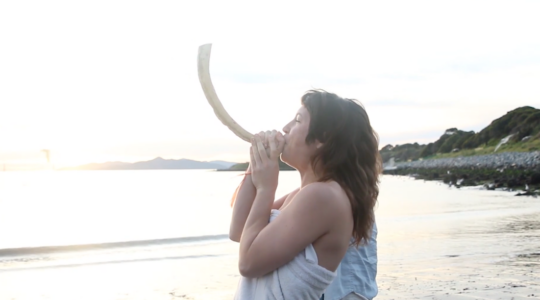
[259,130,273,158]
[250,130,285,193]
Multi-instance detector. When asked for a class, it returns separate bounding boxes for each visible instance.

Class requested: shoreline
[1,175,539,299]
[217,160,296,172]
[384,151,540,195]
[0,234,229,257]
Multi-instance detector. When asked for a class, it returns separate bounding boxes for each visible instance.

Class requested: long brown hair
[301,89,382,247]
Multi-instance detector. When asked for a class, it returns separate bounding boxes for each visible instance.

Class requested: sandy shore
[0,242,241,300]
[1,214,538,300]
[379,248,539,300]
[376,208,540,300]
[1,239,537,300]
[1,178,539,300]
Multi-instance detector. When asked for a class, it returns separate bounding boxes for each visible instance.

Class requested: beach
[378,212,540,300]
[0,171,539,299]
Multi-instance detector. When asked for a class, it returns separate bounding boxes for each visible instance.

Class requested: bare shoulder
[291,181,351,219]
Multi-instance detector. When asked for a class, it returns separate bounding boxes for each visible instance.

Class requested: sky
[1,0,540,168]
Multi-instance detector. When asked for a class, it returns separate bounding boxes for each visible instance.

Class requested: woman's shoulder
[295,181,350,214]
[301,181,347,199]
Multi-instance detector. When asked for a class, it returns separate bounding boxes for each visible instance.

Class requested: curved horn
[197,43,254,143]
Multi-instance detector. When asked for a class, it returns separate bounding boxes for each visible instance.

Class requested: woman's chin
[280,152,289,164]
[281,146,299,167]
[280,153,294,168]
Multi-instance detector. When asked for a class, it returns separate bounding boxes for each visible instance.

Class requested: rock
[484,183,496,190]
[530,172,540,185]
[395,152,540,170]
[462,179,477,186]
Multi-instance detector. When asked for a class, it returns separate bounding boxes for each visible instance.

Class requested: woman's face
[281,106,319,169]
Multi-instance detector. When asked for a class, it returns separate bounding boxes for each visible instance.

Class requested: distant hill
[220,160,296,171]
[61,157,238,170]
[461,106,540,148]
[209,160,238,169]
[419,128,476,157]
[380,143,424,163]
[381,106,540,163]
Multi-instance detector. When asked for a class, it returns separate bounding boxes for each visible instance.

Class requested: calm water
[0,170,539,299]
[0,170,538,251]
[0,170,301,271]
[0,169,271,249]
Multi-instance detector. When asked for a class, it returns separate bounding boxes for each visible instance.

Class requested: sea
[0,170,539,299]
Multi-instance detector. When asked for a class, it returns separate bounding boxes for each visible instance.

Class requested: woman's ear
[315,141,323,149]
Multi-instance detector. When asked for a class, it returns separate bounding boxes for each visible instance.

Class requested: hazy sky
[1,0,540,167]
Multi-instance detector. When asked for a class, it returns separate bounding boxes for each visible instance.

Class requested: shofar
[197,43,254,143]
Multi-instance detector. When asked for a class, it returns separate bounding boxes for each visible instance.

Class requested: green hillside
[461,106,540,148]
[380,106,540,163]
[380,143,424,163]
[419,128,475,158]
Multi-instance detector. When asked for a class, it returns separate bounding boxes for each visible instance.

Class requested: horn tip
[199,43,213,50]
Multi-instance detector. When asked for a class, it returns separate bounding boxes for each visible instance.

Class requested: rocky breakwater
[398,151,540,169]
[385,151,540,195]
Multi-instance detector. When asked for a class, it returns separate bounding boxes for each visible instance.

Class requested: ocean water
[0,170,539,299]
[0,170,256,249]
[0,170,300,270]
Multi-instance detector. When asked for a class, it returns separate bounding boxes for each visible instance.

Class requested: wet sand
[378,212,540,300]
[1,213,538,300]
[1,232,537,300]
[0,242,241,300]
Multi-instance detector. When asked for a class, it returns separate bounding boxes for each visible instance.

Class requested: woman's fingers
[253,130,282,162]
[256,131,269,156]
[255,135,268,163]
[257,131,267,149]
[252,137,263,166]
[276,131,285,153]
[249,145,256,168]
[265,130,271,147]
[252,139,262,166]
[264,131,271,156]
[269,130,279,160]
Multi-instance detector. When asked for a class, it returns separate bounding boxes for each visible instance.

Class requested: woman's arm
[230,131,293,242]
[229,164,256,242]
[239,183,344,278]
[229,164,295,242]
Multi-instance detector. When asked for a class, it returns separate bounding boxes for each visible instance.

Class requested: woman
[230,90,381,299]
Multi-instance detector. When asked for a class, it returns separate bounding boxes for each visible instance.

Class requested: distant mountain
[381,106,540,163]
[61,157,239,170]
[220,160,296,171]
[208,160,238,169]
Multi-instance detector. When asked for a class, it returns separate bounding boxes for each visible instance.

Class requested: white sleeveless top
[234,209,337,300]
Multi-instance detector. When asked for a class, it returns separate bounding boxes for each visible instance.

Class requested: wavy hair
[301,89,382,246]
